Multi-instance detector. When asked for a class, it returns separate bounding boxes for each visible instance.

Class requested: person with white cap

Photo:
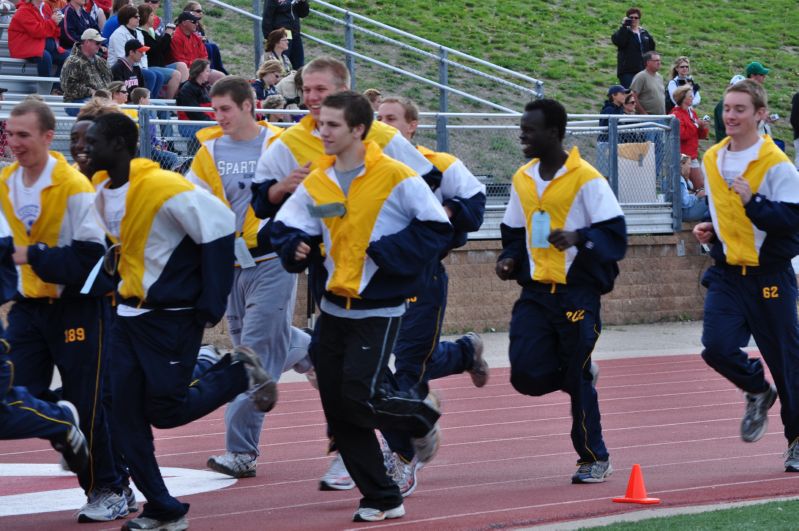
[60,28,113,116]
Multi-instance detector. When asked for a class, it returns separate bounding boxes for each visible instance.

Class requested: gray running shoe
[122,514,188,530]
[232,345,278,412]
[464,332,489,388]
[207,451,257,478]
[52,401,89,475]
[571,460,613,484]
[319,453,355,491]
[352,503,405,522]
[741,383,778,443]
[785,440,799,472]
[77,488,128,522]
[411,392,442,465]
[392,455,420,497]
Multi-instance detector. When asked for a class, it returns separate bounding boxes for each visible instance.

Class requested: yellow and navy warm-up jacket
[416,145,486,251]
[270,142,452,308]
[702,135,799,269]
[0,152,106,299]
[92,159,236,325]
[499,147,627,294]
[250,114,435,220]
[185,121,283,264]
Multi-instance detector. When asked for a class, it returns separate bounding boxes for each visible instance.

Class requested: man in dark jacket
[261,0,309,69]
[611,7,655,88]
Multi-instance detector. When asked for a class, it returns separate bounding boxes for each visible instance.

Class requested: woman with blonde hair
[252,59,282,100]
[667,56,701,110]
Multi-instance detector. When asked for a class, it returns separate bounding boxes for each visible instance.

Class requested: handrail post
[436,46,448,152]
[138,109,152,160]
[344,11,355,90]
[253,0,262,74]
[670,116,683,230]
[608,117,619,198]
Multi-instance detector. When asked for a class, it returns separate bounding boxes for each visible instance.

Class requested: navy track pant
[5,297,120,494]
[508,286,609,464]
[109,310,248,521]
[701,264,799,442]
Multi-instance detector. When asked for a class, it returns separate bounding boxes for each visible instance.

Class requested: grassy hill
[204,0,797,120]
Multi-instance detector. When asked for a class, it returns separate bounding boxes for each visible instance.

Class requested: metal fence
[0,102,681,236]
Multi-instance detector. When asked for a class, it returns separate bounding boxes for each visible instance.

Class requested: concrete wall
[290,227,710,333]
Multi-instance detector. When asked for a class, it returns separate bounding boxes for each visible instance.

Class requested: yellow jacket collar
[317,141,383,172]
[91,158,161,189]
[706,134,775,162]
[527,146,582,177]
[2,151,71,185]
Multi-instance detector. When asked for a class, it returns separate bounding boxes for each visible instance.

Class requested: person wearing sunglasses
[666,56,702,112]
[170,11,224,84]
[181,1,228,74]
[611,7,656,89]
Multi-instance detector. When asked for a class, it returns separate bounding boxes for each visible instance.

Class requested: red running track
[2,353,798,530]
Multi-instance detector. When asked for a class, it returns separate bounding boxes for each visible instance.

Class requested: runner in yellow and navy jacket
[0,206,90,476]
[250,57,439,491]
[497,99,626,485]
[271,92,451,522]
[185,76,312,480]
[375,96,486,492]
[693,80,799,471]
[85,113,276,530]
[0,99,127,522]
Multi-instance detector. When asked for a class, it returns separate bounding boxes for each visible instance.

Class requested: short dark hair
[642,51,660,64]
[210,75,256,117]
[137,3,153,26]
[321,91,373,140]
[189,58,210,81]
[11,96,55,133]
[523,98,567,141]
[129,87,150,104]
[92,113,139,156]
[626,7,641,17]
[118,5,139,25]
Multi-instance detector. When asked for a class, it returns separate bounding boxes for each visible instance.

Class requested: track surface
[2,352,797,530]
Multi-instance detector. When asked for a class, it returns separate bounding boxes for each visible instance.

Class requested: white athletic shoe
[319,453,355,491]
[207,452,257,478]
[77,488,129,522]
[352,503,405,522]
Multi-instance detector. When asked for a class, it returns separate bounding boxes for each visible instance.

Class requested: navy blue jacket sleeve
[196,233,234,327]
[27,240,105,287]
[367,219,452,277]
[575,215,628,263]
[444,191,486,234]
[498,222,527,280]
[270,220,312,273]
[250,179,283,220]
[0,235,17,304]
[744,195,799,234]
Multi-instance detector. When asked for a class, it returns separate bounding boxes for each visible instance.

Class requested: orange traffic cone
[612,464,660,505]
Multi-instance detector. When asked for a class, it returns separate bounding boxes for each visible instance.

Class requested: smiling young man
[376,96,487,495]
[250,55,441,491]
[496,98,626,484]
[271,91,451,522]
[693,79,799,472]
[85,112,276,531]
[184,76,313,479]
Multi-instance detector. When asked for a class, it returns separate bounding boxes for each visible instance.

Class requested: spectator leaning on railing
[60,28,112,115]
[8,0,70,81]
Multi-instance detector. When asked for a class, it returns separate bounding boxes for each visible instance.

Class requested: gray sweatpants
[223,258,299,455]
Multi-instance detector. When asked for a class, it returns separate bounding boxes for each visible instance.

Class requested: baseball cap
[124,40,150,54]
[81,28,105,42]
[745,62,769,76]
[607,84,631,97]
[729,74,746,85]
[176,11,200,23]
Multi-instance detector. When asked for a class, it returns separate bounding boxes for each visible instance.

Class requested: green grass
[590,499,799,530]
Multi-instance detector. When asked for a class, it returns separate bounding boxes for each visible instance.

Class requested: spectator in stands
[363,88,382,111]
[107,79,129,103]
[714,75,744,141]
[170,11,222,84]
[129,86,179,170]
[59,0,101,50]
[261,0,308,70]
[0,87,8,159]
[145,0,163,35]
[678,153,708,222]
[630,51,664,115]
[262,93,286,123]
[61,28,112,116]
[44,0,65,12]
[182,2,227,74]
[111,39,146,92]
[599,84,629,140]
[9,0,70,82]
[100,0,129,38]
[139,4,187,82]
[263,27,292,76]
[252,59,282,101]
[611,7,655,88]
[175,58,213,140]
[745,61,780,143]
[623,93,636,114]
[671,84,708,189]
[666,56,701,112]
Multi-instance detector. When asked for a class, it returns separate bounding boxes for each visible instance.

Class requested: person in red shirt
[671,84,709,189]
[9,0,70,79]
[169,11,222,84]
